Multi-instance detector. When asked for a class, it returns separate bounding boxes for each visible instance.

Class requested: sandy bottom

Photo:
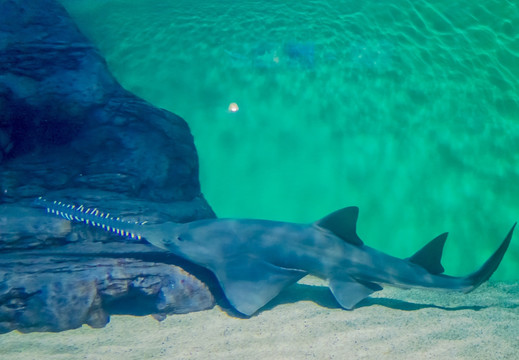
[2,278,518,360]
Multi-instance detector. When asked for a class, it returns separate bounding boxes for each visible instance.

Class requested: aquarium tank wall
[59,0,519,279]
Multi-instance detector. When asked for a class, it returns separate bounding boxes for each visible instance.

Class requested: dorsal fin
[407,233,448,274]
[314,207,363,246]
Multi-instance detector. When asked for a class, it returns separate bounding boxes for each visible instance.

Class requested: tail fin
[464,223,516,292]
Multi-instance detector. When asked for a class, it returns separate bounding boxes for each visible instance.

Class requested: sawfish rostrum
[36,198,515,316]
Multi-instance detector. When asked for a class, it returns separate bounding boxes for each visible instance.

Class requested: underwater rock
[0,0,217,332]
[0,204,71,249]
[0,256,214,333]
[0,0,207,204]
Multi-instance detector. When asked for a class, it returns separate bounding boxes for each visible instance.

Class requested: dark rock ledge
[0,0,217,333]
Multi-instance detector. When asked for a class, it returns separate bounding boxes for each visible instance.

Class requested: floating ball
[228,102,239,112]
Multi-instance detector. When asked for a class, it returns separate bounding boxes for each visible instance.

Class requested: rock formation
[0,0,217,332]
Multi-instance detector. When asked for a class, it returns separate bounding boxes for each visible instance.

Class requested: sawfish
[35,197,515,316]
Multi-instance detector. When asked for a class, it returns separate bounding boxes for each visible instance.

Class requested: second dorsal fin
[314,207,363,246]
[407,233,448,274]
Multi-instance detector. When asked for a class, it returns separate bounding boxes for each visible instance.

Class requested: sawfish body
[36,198,515,316]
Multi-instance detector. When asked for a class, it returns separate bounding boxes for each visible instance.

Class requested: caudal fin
[464,223,516,292]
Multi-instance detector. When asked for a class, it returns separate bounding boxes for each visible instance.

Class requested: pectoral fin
[212,256,307,316]
[329,277,383,310]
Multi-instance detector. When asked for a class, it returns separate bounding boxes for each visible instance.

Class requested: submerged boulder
[0,255,215,333]
[0,0,217,332]
[0,0,203,203]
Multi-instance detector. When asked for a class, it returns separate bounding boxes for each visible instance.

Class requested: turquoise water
[60,0,518,280]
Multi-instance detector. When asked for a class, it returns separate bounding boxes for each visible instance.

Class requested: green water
[60,0,518,281]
